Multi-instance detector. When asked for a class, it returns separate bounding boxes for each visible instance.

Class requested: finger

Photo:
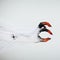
[41,22,52,27]
[40,28,53,35]
[40,38,51,42]
[38,23,46,28]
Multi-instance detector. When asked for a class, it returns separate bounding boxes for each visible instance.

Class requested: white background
[0,0,60,60]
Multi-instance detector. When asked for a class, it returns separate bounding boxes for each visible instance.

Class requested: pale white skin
[0,26,42,43]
